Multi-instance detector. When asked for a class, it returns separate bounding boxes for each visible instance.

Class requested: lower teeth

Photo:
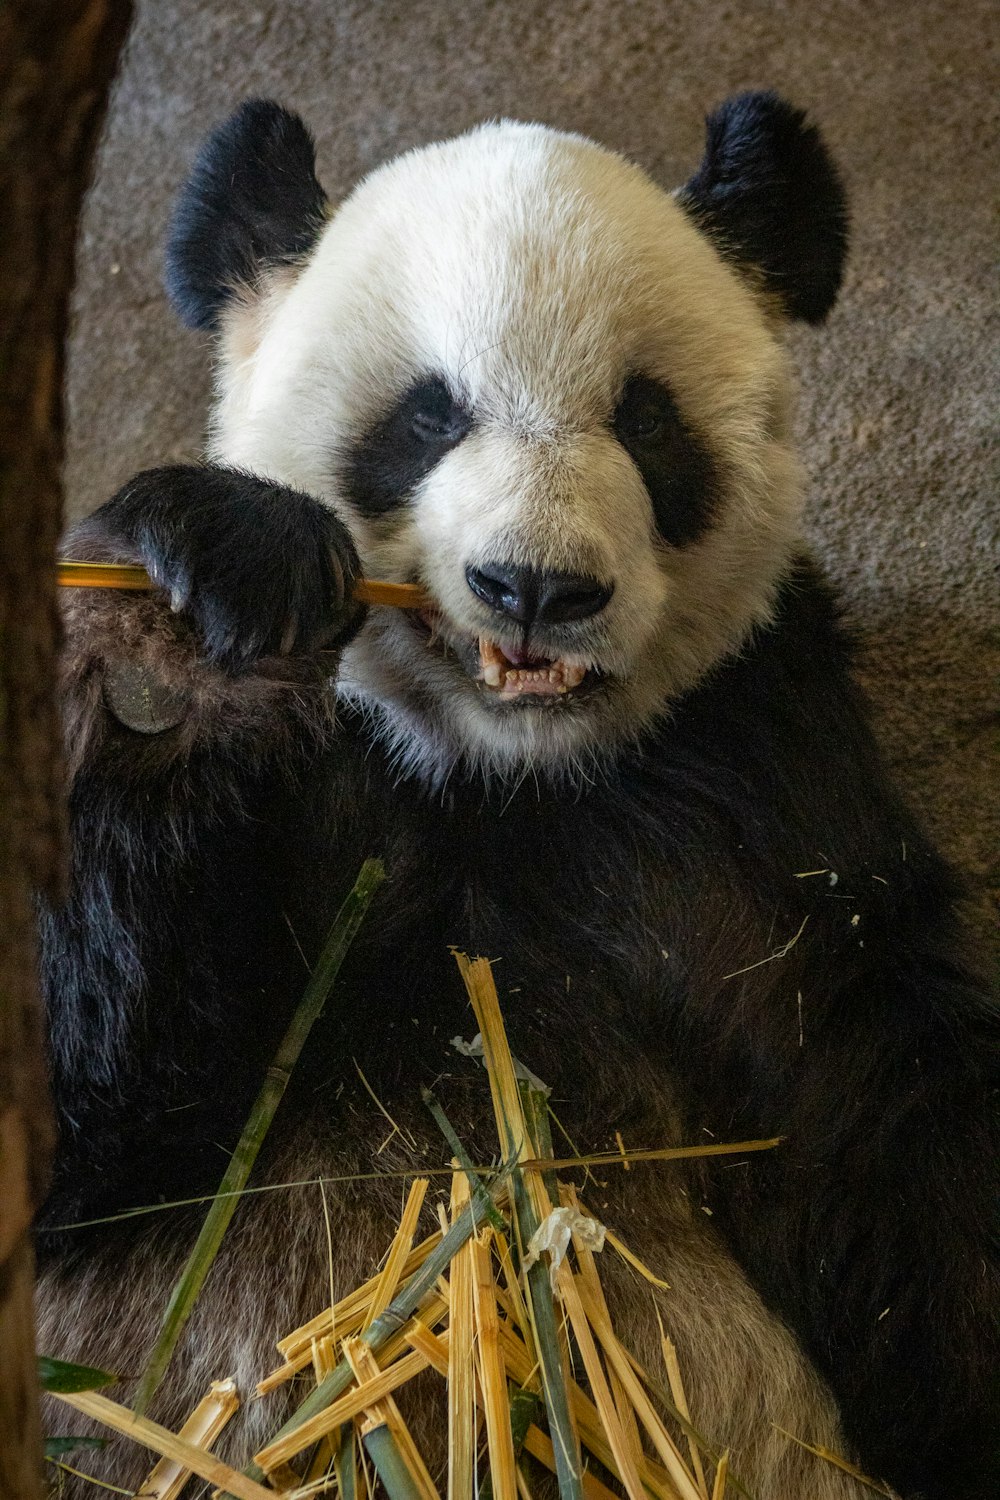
[476,636,588,694]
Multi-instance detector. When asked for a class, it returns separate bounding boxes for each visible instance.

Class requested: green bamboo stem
[421,1086,507,1230]
[503,1083,584,1500]
[333,1423,356,1500]
[362,1423,425,1500]
[134,857,386,1415]
[480,1385,541,1500]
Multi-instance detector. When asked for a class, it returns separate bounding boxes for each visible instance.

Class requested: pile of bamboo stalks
[51,951,732,1500]
[46,865,879,1500]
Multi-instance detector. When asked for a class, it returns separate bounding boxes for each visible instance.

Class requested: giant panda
[36,93,1000,1500]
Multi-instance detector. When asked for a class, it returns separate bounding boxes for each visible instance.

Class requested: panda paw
[95,465,364,672]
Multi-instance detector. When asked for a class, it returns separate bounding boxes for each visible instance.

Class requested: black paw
[97,465,363,672]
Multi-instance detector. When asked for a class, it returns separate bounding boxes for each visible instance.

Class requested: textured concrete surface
[65,0,999,941]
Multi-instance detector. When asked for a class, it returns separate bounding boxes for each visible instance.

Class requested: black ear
[679,92,848,324]
[165,99,329,332]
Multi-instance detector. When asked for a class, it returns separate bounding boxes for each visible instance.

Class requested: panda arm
[39,465,360,1227]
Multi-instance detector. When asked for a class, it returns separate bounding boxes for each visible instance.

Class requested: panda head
[166,94,847,784]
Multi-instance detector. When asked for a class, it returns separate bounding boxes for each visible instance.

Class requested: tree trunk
[0,4,133,1495]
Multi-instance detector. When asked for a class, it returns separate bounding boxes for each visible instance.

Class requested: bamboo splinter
[56,559,430,610]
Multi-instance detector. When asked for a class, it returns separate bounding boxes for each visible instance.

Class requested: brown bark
[0,3,133,1495]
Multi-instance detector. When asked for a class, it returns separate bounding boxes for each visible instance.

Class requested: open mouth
[410,608,596,701]
[477,635,588,698]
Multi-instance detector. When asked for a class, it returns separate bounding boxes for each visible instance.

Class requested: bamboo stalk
[134,858,386,1414]
[333,1425,357,1500]
[771,1428,893,1496]
[454,952,584,1500]
[518,1141,781,1174]
[137,1379,240,1500]
[364,1179,429,1330]
[448,1172,478,1500]
[659,1330,709,1500]
[710,1454,729,1500]
[56,559,430,611]
[254,1344,437,1472]
[346,1340,440,1500]
[553,1263,646,1500]
[234,1159,514,1496]
[572,1283,702,1500]
[48,1391,274,1500]
[422,1088,507,1232]
[304,1340,339,1489]
[361,1424,426,1500]
[472,1231,518,1500]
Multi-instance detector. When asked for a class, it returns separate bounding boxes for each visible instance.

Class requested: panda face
[205,122,806,782]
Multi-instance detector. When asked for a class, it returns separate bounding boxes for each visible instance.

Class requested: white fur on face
[209,122,802,782]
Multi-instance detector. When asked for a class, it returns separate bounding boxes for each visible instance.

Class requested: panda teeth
[477,634,589,697]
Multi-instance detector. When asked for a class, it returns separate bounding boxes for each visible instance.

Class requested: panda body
[37,97,999,1500]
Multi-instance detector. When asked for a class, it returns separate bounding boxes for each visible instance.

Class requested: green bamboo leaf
[38,1357,116,1393]
[134,856,386,1414]
[43,1436,108,1459]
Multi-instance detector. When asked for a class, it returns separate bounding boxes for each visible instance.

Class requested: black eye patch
[612,375,719,547]
[343,376,472,516]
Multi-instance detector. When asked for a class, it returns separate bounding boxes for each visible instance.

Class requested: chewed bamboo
[61,952,784,1500]
[660,1328,709,1500]
[236,1165,512,1494]
[773,1427,894,1496]
[254,1342,438,1472]
[404,1318,450,1377]
[346,1339,441,1500]
[710,1453,729,1500]
[573,1281,703,1500]
[519,1427,619,1500]
[49,1390,274,1500]
[494,1269,679,1500]
[448,1172,478,1500]
[454,952,585,1500]
[138,1379,240,1500]
[277,1230,443,1359]
[365,1178,430,1330]
[554,1262,646,1500]
[519,1140,781,1174]
[472,1230,518,1500]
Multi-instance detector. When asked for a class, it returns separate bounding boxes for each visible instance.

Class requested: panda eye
[612,373,720,549]
[409,379,471,444]
[613,376,675,443]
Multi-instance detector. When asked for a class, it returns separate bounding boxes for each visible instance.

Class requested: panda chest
[272,759,688,1157]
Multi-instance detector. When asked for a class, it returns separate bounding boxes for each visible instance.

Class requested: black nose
[465,562,612,625]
